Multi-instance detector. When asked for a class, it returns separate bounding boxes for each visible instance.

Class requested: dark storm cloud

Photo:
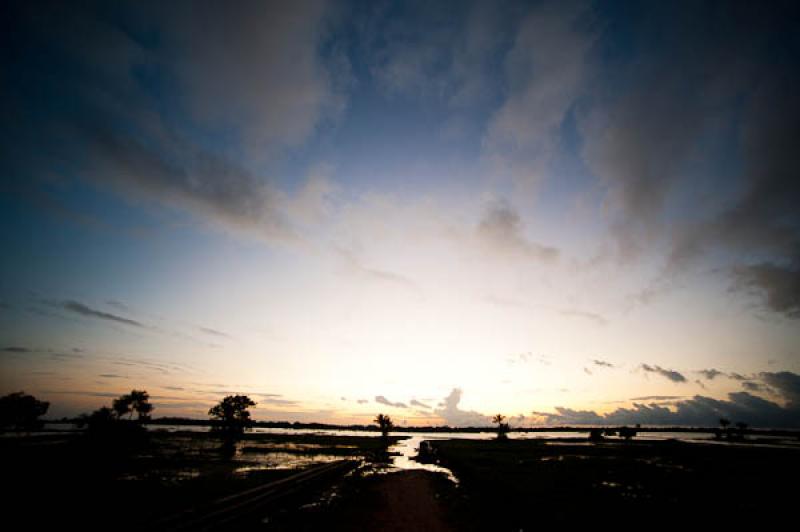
[640,364,687,383]
[375,396,408,409]
[61,300,145,328]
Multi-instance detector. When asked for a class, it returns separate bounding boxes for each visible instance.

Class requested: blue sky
[1,0,799,426]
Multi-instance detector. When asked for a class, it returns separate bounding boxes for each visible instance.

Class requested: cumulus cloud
[375,395,408,409]
[434,388,488,426]
[640,364,687,383]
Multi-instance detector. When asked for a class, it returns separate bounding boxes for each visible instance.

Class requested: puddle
[234,452,344,474]
[386,436,459,484]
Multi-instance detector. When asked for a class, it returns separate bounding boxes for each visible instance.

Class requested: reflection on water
[387,435,459,484]
[234,452,344,474]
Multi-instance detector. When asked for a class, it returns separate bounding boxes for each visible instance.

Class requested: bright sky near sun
[1,0,799,427]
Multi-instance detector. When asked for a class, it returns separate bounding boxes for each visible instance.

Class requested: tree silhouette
[110,390,153,422]
[112,395,133,419]
[492,414,510,440]
[0,391,49,431]
[374,413,393,438]
[129,390,153,421]
[209,395,257,436]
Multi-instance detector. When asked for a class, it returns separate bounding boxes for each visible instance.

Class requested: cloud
[629,395,684,401]
[592,359,615,368]
[433,388,487,426]
[731,261,800,318]
[375,395,408,409]
[760,371,800,408]
[336,248,420,294]
[198,327,231,339]
[476,200,559,262]
[575,2,800,315]
[537,389,800,428]
[640,364,687,383]
[3,1,340,244]
[410,399,431,409]
[742,381,769,393]
[560,310,608,326]
[61,300,145,328]
[699,369,724,380]
[2,346,31,353]
[485,0,594,185]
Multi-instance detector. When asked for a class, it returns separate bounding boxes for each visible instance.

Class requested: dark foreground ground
[280,437,800,531]
[3,432,799,530]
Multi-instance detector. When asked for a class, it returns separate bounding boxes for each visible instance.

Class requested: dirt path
[355,470,453,532]
[292,469,455,532]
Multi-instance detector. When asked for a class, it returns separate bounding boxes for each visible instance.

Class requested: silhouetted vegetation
[0,391,49,431]
[374,413,393,438]
[589,428,604,441]
[209,395,256,455]
[76,390,154,447]
[492,414,510,440]
[618,426,637,440]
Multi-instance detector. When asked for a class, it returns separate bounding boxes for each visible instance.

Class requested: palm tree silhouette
[492,414,510,440]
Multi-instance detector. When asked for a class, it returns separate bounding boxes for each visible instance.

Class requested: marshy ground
[3,431,798,530]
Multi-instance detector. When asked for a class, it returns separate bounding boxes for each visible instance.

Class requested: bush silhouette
[0,391,49,431]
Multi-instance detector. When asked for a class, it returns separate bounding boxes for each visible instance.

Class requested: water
[387,435,460,484]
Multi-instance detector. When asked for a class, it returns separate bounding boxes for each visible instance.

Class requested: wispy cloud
[61,300,145,328]
[641,364,687,383]
[375,395,408,408]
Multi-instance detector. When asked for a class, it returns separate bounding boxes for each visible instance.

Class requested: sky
[1,0,799,427]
